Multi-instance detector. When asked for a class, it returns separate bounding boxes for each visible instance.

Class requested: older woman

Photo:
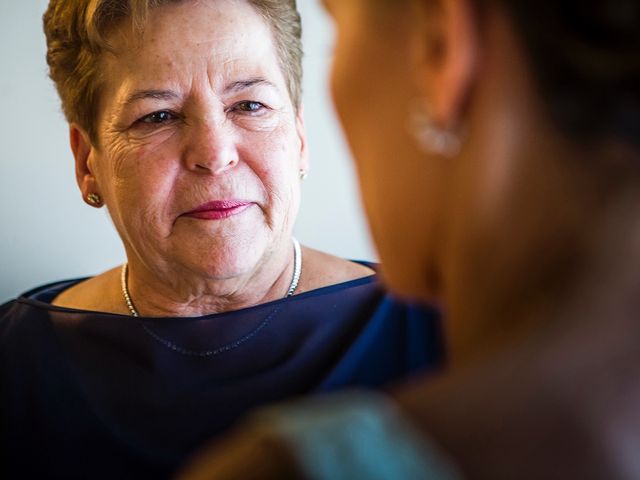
[0,1,443,478]
[180,0,640,478]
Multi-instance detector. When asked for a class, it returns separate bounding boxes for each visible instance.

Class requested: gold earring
[299,169,308,181]
[87,193,102,205]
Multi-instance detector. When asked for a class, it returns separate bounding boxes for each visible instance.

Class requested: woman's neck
[123,241,295,317]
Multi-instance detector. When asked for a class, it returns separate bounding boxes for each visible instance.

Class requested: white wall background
[0,0,376,303]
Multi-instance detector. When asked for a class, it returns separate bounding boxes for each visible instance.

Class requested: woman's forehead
[100,0,285,99]
[110,0,275,63]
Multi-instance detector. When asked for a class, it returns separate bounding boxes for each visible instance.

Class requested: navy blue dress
[0,270,442,479]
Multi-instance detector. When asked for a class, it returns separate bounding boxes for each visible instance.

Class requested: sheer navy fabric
[0,271,442,479]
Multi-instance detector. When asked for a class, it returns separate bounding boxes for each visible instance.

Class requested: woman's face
[83,0,307,280]
[323,0,451,300]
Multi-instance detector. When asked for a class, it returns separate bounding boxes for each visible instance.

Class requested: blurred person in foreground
[180,0,640,478]
[0,1,443,478]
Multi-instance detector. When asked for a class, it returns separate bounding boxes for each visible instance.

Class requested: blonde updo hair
[43,0,303,143]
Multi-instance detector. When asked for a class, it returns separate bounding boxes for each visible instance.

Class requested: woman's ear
[295,104,310,174]
[69,124,103,207]
[412,0,479,128]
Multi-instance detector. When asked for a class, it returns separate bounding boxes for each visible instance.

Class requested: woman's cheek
[235,115,281,133]
[104,126,179,180]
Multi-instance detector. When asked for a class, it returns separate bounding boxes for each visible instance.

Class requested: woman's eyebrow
[120,90,180,107]
[224,78,277,94]
[120,80,275,107]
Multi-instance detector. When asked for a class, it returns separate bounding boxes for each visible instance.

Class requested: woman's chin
[165,224,272,278]
[193,254,264,282]
[163,240,266,282]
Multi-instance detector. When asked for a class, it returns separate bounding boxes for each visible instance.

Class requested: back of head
[497,0,640,149]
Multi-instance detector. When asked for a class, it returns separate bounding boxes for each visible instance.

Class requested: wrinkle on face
[85,0,305,288]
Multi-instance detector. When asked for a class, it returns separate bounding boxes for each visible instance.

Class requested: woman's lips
[183,200,253,220]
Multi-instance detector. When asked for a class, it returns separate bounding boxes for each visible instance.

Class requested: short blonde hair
[43,0,303,143]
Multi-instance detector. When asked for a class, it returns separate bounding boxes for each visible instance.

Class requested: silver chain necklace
[120,237,302,318]
[120,238,301,357]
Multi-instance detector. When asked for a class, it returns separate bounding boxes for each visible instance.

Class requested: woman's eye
[233,101,267,114]
[137,110,177,124]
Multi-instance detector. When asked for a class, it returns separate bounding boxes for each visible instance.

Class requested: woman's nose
[184,120,239,175]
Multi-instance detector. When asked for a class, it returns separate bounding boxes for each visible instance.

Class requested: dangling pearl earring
[299,169,308,181]
[408,102,462,157]
[87,193,102,206]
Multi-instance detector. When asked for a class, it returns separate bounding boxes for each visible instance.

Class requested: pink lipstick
[183,200,253,220]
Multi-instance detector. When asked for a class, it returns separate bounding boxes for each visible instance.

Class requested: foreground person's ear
[411,0,479,132]
[70,124,103,208]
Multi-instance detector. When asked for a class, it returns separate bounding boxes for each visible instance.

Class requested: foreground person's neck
[395,163,640,478]
[395,267,640,478]
[445,143,640,368]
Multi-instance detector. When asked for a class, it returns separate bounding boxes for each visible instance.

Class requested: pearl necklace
[120,237,302,317]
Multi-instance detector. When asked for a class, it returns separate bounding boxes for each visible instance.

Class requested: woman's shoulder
[0,280,72,345]
[1,277,83,319]
[297,246,376,295]
[50,267,126,314]
[0,274,120,333]
[0,298,18,327]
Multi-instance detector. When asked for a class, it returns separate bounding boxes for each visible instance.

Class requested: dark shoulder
[0,298,14,315]
[0,278,93,339]
[0,299,17,331]
[296,246,376,295]
[0,296,47,348]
